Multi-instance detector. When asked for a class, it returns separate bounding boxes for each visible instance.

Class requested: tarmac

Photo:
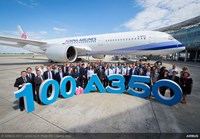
[0,55,200,133]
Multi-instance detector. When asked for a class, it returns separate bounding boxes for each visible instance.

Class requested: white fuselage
[22,31,184,61]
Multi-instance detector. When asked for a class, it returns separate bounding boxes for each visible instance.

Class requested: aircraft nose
[176,40,185,50]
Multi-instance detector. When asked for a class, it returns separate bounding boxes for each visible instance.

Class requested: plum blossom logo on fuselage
[21,33,27,39]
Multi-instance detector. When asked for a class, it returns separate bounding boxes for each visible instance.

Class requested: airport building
[157,15,200,62]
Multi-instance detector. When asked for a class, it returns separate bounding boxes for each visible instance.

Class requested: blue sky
[0,0,200,53]
[0,0,140,38]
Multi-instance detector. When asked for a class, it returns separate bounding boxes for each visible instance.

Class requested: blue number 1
[14,83,35,112]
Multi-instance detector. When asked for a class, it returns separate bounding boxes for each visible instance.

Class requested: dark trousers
[124,75,130,89]
[35,85,41,104]
[32,83,36,101]
[100,79,106,87]
[66,82,70,92]
[47,85,52,97]
[19,97,24,110]
[75,79,79,87]
[79,77,87,88]
[160,87,168,96]
[169,89,174,97]
[105,77,112,87]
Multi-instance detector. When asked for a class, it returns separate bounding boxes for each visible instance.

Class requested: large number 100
[14,75,182,112]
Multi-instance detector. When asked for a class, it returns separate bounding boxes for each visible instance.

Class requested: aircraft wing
[0,36,47,47]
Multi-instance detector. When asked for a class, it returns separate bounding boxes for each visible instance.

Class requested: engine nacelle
[46,45,77,62]
[92,55,105,59]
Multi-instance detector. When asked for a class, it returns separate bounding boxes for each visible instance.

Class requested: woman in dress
[180,72,193,104]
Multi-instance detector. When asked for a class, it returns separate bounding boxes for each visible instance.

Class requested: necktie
[108,69,109,76]
[115,68,117,74]
[126,68,128,75]
[40,76,43,81]
[48,72,51,79]
[23,78,27,83]
[29,73,32,79]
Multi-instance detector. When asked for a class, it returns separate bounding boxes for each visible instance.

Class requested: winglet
[18,25,29,39]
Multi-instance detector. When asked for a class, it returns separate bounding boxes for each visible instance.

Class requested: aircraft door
[149,33,156,44]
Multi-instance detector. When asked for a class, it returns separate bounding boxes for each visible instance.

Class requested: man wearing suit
[61,62,68,75]
[97,66,106,87]
[34,70,44,104]
[113,64,120,74]
[138,67,145,76]
[130,65,138,75]
[55,68,66,84]
[43,66,55,80]
[123,64,131,89]
[26,67,36,101]
[71,68,80,87]
[169,70,180,97]
[43,66,55,97]
[79,64,87,88]
[104,64,113,87]
[14,71,31,111]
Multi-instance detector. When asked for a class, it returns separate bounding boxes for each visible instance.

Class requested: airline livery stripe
[113,41,184,51]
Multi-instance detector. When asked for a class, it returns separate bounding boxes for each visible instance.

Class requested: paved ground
[0,55,200,133]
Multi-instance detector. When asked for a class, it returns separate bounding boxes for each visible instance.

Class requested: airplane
[0,26,185,62]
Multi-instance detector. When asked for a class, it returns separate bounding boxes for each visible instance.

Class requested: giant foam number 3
[14,75,182,112]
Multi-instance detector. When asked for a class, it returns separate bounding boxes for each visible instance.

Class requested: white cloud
[53,27,67,33]
[119,0,200,31]
[16,0,38,8]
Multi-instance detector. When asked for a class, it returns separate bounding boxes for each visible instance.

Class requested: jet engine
[46,45,77,62]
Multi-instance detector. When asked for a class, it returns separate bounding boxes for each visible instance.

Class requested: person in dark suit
[34,70,44,104]
[169,70,180,97]
[137,67,145,91]
[14,71,31,111]
[61,62,69,75]
[130,65,138,75]
[43,66,55,80]
[26,67,36,101]
[43,66,55,97]
[71,68,80,87]
[97,66,106,87]
[180,72,193,104]
[159,70,170,96]
[79,63,87,88]
[55,67,66,84]
[138,67,145,76]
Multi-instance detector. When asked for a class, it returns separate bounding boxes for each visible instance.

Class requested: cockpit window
[167,35,174,40]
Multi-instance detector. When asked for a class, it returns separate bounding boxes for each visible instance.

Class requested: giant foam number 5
[127,75,151,98]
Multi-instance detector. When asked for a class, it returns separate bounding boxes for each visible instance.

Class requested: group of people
[14,61,193,111]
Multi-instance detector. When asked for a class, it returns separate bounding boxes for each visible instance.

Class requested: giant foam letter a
[84,75,106,94]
